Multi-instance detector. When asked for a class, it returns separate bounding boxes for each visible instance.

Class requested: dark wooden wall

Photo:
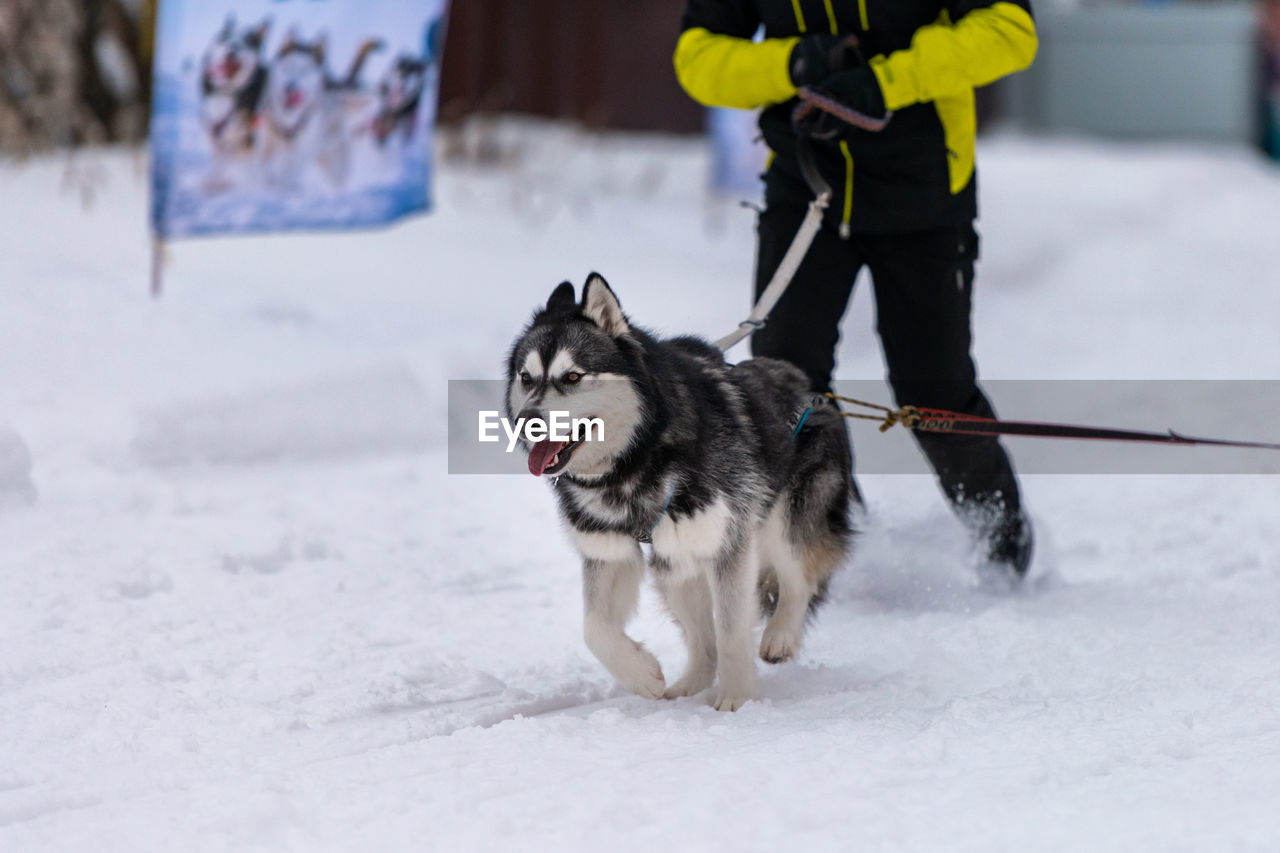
[436,1,1005,134]
[438,0,706,133]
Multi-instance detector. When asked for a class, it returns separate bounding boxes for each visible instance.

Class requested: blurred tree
[0,0,152,155]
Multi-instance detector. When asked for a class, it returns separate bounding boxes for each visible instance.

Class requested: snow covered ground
[2,124,1279,851]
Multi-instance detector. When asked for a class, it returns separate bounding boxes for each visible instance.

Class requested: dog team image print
[151,0,447,239]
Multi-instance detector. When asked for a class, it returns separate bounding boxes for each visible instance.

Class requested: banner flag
[150,0,448,240]
[709,107,767,196]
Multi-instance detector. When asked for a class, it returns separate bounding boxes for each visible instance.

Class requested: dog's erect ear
[220,15,236,40]
[280,27,297,52]
[314,34,327,63]
[545,281,576,315]
[581,273,628,337]
[246,18,271,49]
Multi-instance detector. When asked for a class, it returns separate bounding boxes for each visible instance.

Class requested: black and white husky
[198,16,270,190]
[259,32,384,189]
[506,274,855,711]
[371,55,430,147]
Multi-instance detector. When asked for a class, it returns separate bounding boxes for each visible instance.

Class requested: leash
[709,92,1280,455]
[714,39,893,353]
[714,92,889,352]
[825,393,1280,452]
[794,87,893,133]
[714,139,832,352]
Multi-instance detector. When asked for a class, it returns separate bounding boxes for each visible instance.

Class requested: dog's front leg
[579,538,665,699]
[654,568,717,699]
[710,538,760,711]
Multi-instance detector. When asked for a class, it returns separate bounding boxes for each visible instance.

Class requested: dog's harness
[788,395,829,438]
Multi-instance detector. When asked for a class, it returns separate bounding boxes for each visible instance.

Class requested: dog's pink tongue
[527,440,568,477]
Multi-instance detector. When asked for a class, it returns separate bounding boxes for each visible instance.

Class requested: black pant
[751,203,1022,526]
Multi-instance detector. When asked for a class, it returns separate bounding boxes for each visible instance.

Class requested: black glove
[788,34,864,89]
[792,66,887,139]
[818,66,887,117]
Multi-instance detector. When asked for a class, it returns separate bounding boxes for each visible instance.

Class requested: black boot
[985,511,1034,579]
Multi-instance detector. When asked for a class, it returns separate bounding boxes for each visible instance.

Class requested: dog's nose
[516,408,543,424]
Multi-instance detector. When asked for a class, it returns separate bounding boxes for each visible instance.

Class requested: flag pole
[150,233,165,298]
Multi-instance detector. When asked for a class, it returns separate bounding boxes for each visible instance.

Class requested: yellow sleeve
[867,2,1037,111]
[673,27,800,110]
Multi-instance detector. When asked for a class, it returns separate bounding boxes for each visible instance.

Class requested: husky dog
[198,16,270,190]
[371,55,430,147]
[505,274,855,711]
[258,32,384,189]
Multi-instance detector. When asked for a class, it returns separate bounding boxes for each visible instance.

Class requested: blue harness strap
[790,393,830,438]
[791,406,814,439]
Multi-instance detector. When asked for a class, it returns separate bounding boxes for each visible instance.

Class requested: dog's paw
[616,643,666,700]
[759,623,802,664]
[663,667,715,700]
[713,686,754,712]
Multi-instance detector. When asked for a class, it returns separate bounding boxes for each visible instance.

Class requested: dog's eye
[564,372,582,384]
[519,371,533,387]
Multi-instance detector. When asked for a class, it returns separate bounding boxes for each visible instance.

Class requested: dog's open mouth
[528,439,583,477]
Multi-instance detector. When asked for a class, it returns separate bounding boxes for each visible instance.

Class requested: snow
[2,123,1279,851]
[132,365,435,467]
[0,425,36,509]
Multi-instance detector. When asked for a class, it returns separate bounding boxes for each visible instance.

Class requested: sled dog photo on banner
[150,0,448,239]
